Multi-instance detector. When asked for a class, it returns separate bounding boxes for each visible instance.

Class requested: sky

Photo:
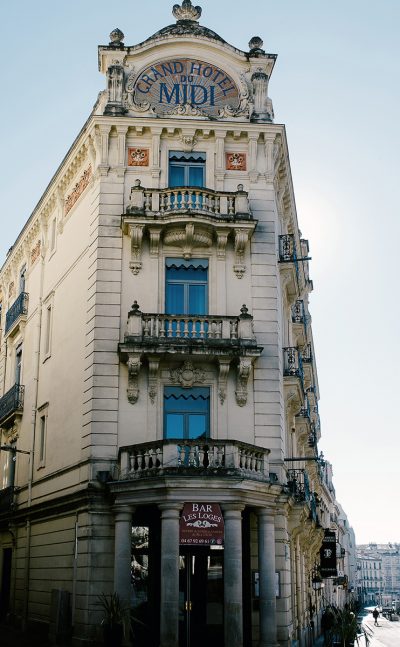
[1,0,399,544]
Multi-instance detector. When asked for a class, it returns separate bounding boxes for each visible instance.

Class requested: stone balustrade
[118,439,270,481]
[128,181,251,218]
[125,303,255,342]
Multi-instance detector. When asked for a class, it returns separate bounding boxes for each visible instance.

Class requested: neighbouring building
[0,3,355,646]
[357,544,400,608]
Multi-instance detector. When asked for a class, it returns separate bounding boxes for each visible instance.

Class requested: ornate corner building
[0,3,356,646]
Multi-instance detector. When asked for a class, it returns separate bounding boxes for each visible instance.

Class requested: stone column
[223,503,244,647]
[258,509,278,647]
[159,503,181,647]
[113,505,134,605]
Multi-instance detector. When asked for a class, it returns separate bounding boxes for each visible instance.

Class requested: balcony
[287,468,319,522]
[278,234,298,298]
[291,300,307,345]
[128,182,252,219]
[0,384,25,428]
[301,342,314,388]
[283,347,304,414]
[117,439,270,482]
[123,182,256,278]
[119,304,263,406]
[4,292,29,336]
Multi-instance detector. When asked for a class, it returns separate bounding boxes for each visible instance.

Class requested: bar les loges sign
[132,58,240,116]
[320,530,338,577]
[180,503,224,546]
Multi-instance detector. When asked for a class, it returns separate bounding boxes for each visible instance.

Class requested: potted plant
[97,592,129,647]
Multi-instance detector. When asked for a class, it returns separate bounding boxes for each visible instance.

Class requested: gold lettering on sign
[64,166,92,215]
[31,240,41,264]
[127,148,149,167]
[226,152,247,171]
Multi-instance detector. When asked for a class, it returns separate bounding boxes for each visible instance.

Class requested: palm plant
[325,603,372,647]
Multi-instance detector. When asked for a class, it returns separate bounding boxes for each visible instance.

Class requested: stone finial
[248,36,265,55]
[172,0,202,22]
[109,28,125,46]
[249,36,263,49]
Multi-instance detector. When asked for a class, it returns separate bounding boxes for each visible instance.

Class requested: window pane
[165,414,184,438]
[188,414,207,439]
[189,284,206,315]
[166,283,184,313]
[169,165,185,187]
[189,165,204,187]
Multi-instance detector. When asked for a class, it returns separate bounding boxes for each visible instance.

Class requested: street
[358,614,400,647]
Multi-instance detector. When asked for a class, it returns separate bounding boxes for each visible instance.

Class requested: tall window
[39,415,46,465]
[164,387,210,440]
[44,304,52,357]
[15,345,22,385]
[169,151,205,187]
[165,259,208,315]
[19,265,26,293]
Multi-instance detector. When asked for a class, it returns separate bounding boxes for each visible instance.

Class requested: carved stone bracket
[128,224,144,274]
[170,361,205,388]
[235,358,252,406]
[233,228,250,278]
[148,357,160,404]
[216,228,230,259]
[148,226,163,257]
[218,358,231,404]
[127,354,141,404]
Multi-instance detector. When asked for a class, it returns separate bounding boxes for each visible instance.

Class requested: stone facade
[357,544,400,607]
[0,3,354,646]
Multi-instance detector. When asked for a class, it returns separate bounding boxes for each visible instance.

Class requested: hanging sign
[131,58,240,117]
[180,503,224,546]
[320,530,338,577]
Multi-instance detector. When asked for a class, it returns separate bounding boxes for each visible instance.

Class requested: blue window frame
[165,259,208,315]
[169,151,205,188]
[164,386,210,440]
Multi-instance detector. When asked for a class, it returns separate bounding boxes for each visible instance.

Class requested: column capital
[221,502,245,513]
[158,502,182,517]
[113,504,135,521]
[257,507,275,521]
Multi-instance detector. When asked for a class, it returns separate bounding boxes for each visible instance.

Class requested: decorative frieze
[64,166,92,215]
[226,152,247,171]
[128,148,149,167]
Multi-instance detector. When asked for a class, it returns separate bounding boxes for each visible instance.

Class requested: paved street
[359,614,400,647]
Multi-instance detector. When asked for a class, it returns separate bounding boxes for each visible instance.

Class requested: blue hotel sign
[132,58,240,116]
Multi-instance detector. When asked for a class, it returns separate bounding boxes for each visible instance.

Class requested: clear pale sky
[1,0,399,544]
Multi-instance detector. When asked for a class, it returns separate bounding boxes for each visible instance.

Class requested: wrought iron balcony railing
[278,234,297,264]
[0,384,25,427]
[291,299,306,324]
[287,468,310,502]
[301,342,313,363]
[118,439,270,482]
[283,347,303,379]
[128,181,252,218]
[5,292,29,334]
